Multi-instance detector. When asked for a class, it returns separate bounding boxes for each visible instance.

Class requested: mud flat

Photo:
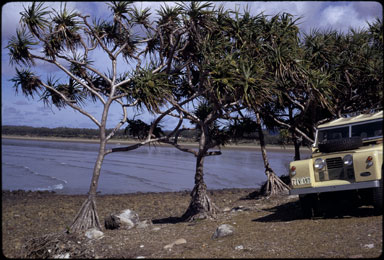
[2,189,382,258]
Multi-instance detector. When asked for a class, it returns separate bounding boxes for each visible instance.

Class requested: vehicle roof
[318,111,383,129]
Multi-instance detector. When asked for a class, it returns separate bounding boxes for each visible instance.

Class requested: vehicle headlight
[343,154,353,166]
[314,158,325,170]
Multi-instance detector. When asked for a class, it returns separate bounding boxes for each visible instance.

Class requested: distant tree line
[2,125,102,139]
[2,124,286,145]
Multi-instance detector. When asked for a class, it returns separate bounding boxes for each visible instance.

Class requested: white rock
[212,224,234,239]
[223,207,231,212]
[137,220,152,229]
[231,206,250,212]
[117,209,140,229]
[164,238,187,250]
[173,238,187,245]
[364,243,374,249]
[235,245,244,250]
[85,228,104,240]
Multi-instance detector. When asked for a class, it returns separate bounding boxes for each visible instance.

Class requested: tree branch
[272,116,314,143]
[40,81,101,127]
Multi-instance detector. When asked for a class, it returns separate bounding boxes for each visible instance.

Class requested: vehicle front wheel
[372,179,383,215]
[299,194,319,218]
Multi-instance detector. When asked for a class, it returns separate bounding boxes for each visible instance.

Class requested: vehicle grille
[326,157,343,169]
[323,157,355,181]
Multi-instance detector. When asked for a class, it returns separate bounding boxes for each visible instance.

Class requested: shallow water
[2,138,308,194]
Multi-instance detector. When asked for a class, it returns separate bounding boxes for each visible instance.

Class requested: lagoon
[1,138,308,194]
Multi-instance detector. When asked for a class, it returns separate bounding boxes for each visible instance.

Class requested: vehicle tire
[299,194,319,218]
[318,136,363,153]
[372,178,383,215]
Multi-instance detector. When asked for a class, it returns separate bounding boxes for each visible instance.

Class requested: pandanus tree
[211,10,297,196]
[161,100,230,221]
[256,13,335,162]
[302,19,383,118]
[273,18,384,161]
[7,2,193,232]
[149,2,249,220]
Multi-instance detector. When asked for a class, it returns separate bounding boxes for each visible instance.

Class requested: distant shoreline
[2,134,311,153]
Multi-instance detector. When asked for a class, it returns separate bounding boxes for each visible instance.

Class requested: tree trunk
[293,133,301,161]
[181,127,218,221]
[181,154,218,221]
[69,115,109,232]
[69,141,105,232]
[256,112,290,197]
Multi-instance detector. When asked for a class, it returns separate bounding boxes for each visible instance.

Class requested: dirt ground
[2,189,382,258]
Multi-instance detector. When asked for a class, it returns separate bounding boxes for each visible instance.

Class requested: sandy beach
[2,189,382,258]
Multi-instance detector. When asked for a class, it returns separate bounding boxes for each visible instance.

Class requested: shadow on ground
[252,200,378,223]
[152,216,185,224]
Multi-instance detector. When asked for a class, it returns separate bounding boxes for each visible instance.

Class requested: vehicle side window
[351,121,383,140]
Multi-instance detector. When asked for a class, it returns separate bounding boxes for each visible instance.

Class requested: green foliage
[10,68,42,97]
[128,5,151,27]
[7,28,38,66]
[302,20,383,116]
[228,117,258,140]
[126,69,174,113]
[125,118,164,140]
[41,77,86,108]
[1,125,102,138]
[50,3,82,52]
[19,2,50,37]
[107,1,133,19]
[156,3,182,25]
[192,102,231,147]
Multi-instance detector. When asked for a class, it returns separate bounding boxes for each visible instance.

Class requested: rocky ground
[2,188,382,258]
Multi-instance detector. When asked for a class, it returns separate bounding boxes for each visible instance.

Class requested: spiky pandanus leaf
[7,28,37,66]
[10,68,42,97]
[19,2,50,38]
[41,77,86,108]
[125,69,173,113]
[128,5,152,28]
[50,4,82,52]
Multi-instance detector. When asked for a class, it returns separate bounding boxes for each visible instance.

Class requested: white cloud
[318,2,381,32]
[320,4,358,31]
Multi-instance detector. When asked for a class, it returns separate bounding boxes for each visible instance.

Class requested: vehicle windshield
[317,119,383,144]
[317,126,349,144]
[351,121,383,140]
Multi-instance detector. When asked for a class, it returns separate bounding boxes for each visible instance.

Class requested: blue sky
[1,1,382,129]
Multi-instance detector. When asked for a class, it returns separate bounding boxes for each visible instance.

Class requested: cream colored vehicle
[289,111,383,217]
